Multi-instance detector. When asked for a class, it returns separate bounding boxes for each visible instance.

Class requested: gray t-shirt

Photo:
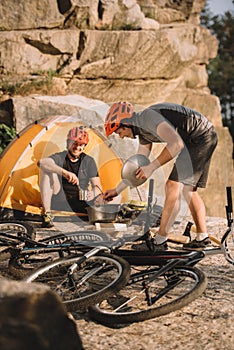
[132,103,213,145]
[50,151,98,195]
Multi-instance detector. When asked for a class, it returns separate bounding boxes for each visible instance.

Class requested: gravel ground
[1,217,234,350]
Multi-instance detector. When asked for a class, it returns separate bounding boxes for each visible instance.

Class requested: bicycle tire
[0,221,35,239]
[38,230,111,245]
[222,228,234,265]
[0,221,35,261]
[89,266,207,325]
[23,253,131,311]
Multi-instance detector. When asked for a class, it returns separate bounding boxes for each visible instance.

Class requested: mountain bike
[0,225,131,311]
[22,181,209,315]
[0,206,207,315]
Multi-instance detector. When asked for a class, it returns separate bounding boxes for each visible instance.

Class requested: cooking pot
[86,204,120,224]
[121,154,150,187]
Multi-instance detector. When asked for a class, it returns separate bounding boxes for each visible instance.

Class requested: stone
[0,278,84,350]
[0,0,64,30]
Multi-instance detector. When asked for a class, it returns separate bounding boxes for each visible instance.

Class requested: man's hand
[103,189,118,201]
[93,194,106,205]
[62,169,79,185]
[135,164,154,180]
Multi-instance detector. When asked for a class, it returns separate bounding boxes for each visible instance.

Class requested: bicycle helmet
[105,101,134,137]
[67,126,89,144]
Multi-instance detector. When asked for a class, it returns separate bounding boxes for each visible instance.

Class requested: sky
[207,0,233,15]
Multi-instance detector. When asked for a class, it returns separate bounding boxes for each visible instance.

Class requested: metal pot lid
[121,154,150,187]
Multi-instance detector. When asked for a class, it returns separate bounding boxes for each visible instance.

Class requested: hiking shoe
[131,241,150,251]
[132,239,168,252]
[151,240,168,252]
[183,237,211,250]
[41,212,54,228]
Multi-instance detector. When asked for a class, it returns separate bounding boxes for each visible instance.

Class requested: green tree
[201,1,234,157]
[0,124,16,154]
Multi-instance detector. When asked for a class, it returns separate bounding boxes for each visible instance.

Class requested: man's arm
[38,158,63,175]
[38,158,79,185]
[154,121,184,166]
[136,121,184,180]
[90,177,103,197]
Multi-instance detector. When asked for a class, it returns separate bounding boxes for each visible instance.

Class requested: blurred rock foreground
[0,278,84,350]
[0,0,233,217]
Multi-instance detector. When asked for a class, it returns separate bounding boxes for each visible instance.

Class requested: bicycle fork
[67,246,110,288]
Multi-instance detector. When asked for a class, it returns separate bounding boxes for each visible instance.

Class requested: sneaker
[41,211,54,228]
[132,239,168,252]
[131,241,150,251]
[151,240,168,252]
[183,237,211,250]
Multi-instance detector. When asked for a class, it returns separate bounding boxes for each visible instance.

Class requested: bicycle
[22,181,214,316]
[0,224,132,310]
[0,207,207,316]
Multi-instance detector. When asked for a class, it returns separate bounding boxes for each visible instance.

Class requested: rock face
[0,0,233,217]
[0,278,84,350]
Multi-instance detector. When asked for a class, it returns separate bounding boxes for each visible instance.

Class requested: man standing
[103,101,218,250]
[38,126,103,228]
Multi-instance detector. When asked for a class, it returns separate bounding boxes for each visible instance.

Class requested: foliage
[200,2,234,156]
[0,124,16,154]
[1,69,57,96]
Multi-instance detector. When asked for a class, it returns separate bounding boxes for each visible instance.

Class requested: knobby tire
[38,230,111,244]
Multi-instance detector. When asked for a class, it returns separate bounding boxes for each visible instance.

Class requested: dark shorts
[51,190,88,213]
[169,127,218,188]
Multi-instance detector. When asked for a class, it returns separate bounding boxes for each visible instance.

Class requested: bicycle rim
[89,266,207,325]
[24,253,130,311]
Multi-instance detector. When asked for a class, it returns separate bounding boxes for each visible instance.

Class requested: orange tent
[0,115,129,220]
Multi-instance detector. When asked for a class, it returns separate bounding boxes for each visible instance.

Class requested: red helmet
[105,101,134,137]
[67,126,89,144]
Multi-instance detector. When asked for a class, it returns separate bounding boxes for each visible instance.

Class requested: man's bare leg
[40,171,60,213]
[183,186,207,238]
[157,180,182,238]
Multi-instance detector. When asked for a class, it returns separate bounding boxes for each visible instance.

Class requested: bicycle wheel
[0,221,35,261]
[222,228,234,265]
[24,253,131,311]
[89,265,207,325]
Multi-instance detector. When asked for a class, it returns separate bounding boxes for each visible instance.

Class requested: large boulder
[0,278,84,350]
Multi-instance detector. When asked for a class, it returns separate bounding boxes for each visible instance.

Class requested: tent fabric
[0,115,130,219]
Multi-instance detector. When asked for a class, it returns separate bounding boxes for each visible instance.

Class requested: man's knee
[166,180,180,193]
